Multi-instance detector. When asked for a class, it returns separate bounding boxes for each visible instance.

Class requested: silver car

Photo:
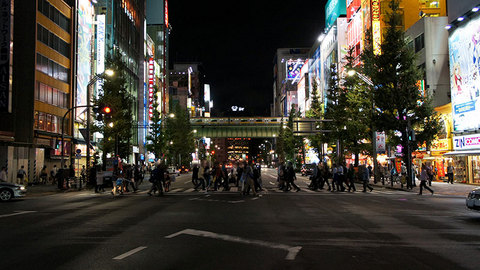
[0,181,27,201]
[466,188,480,211]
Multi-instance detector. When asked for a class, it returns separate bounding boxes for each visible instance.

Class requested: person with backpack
[242,160,257,196]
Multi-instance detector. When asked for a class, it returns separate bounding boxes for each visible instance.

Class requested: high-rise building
[272,48,309,117]
[168,63,204,117]
[0,0,75,182]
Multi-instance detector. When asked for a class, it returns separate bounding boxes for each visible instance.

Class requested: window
[36,53,70,83]
[415,33,425,53]
[37,24,70,58]
[38,112,46,130]
[38,0,70,33]
[35,81,69,108]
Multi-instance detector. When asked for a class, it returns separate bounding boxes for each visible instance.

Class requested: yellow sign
[431,139,452,151]
[372,0,381,55]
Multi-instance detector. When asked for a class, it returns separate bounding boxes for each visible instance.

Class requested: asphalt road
[1,168,480,270]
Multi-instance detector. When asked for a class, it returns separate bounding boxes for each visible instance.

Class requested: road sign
[76,149,82,154]
[75,153,82,159]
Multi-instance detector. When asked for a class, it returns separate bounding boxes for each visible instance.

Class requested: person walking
[204,161,212,193]
[427,163,434,186]
[17,166,26,185]
[148,163,165,196]
[309,163,320,190]
[195,161,206,191]
[277,160,286,190]
[243,160,257,196]
[447,163,454,184]
[192,164,199,188]
[95,169,105,193]
[40,165,48,184]
[285,161,300,192]
[346,164,356,192]
[419,164,434,195]
[319,162,331,190]
[222,163,230,191]
[361,164,373,192]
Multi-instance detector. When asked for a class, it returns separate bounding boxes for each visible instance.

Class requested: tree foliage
[146,85,167,159]
[94,51,134,161]
[164,104,195,166]
[361,0,441,180]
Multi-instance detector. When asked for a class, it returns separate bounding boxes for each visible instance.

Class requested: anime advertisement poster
[449,15,480,132]
[76,0,94,120]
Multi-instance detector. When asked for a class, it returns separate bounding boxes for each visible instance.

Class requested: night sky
[169,0,328,116]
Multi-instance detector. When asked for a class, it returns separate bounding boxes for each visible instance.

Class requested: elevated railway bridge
[190,117,329,138]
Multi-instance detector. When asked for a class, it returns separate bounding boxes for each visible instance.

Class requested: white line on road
[184,180,191,184]
[184,188,195,193]
[168,188,182,193]
[269,181,276,186]
[113,246,147,260]
[165,229,302,260]
[0,211,37,218]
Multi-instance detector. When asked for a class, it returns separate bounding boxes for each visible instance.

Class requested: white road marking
[184,181,191,184]
[113,246,147,260]
[230,187,238,192]
[302,188,315,193]
[228,200,245,204]
[269,181,276,186]
[168,188,182,193]
[0,211,37,218]
[165,229,302,260]
[251,197,259,200]
[184,188,195,193]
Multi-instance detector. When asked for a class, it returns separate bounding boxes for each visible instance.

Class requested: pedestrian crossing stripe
[169,188,183,193]
[184,188,195,193]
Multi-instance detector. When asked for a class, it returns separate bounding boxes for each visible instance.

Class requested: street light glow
[105,69,114,77]
[347,69,356,77]
[108,122,114,128]
[169,113,175,118]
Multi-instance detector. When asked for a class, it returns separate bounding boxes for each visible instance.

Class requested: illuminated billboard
[96,14,105,95]
[325,0,346,30]
[286,59,304,80]
[448,15,480,132]
[76,0,94,120]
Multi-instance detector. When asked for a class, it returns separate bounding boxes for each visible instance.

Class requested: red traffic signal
[103,106,111,114]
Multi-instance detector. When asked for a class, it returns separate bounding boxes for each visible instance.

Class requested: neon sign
[121,0,137,25]
[165,0,169,28]
[148,58,155,119]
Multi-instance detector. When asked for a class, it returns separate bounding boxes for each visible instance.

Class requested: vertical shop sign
[371,0,381,55]
[376,131,386,153]
[148,58,155,120]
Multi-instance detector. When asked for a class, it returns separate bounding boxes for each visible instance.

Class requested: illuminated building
[169,63,205,117]
[0,0,75,181]
[347,0,447,61]
[272,48,309,117]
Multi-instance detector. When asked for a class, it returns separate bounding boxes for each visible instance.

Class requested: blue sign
[325,0,346,30]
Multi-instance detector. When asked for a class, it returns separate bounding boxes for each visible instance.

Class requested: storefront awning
[444,150,480,156]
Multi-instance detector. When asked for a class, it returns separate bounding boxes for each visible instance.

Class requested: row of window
[36,53,69,83]
[35,81,68,108]
[38,0,70,33]
[34,111,62,134]
[37,24,70,58]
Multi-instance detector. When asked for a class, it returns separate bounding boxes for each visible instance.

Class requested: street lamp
[169,113,175,118]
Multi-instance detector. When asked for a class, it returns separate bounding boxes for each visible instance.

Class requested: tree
[306,80,325,161]
[343,48,373,166]
[94,51,134,163]
[276,118,286,162]
[146,85,167,160]
[164,104,195,167]
[323,63,348,164]
[361,0,441,187]
[283,105,303,167]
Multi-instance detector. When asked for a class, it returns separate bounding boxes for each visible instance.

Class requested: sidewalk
[372,180,478,197]
[25,183,86,197]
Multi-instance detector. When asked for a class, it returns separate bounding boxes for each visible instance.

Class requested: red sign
[347,0,361,20]
[437,161,445,177]
[148,58,155,119]
[165,0,169,28]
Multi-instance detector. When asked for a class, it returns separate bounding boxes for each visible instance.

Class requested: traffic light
[408,130,416,141]
[54,138,60,149]
[95,104,112,121]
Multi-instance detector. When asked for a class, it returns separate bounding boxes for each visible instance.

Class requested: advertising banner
[376,131,386,153]
[0,0,10,112]
[449,15,480,132]
[96,14,105,95]
[286,59,304,80]
[453,134,480,150]
[76,0,94,120]
[325,0,346,30]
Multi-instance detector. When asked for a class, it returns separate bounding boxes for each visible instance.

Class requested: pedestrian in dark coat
[285,162,300,192]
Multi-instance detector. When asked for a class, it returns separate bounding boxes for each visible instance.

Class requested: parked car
[0,180,26,201]
[167,166,180,176]
[301,164,316,176]
[466,188,480,211]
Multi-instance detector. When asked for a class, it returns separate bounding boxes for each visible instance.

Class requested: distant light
[457,17,465,22]
[445,25,452,30]
[317,33,326,42]
[347,69,356,77]
[104,69,114,77]
[473,7,480,12]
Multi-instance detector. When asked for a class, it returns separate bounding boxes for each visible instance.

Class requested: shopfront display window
[471,156,480,184]
[453,156,467,183]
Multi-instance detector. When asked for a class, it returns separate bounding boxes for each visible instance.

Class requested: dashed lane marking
[113,246,147,260]
[0,211,37,218]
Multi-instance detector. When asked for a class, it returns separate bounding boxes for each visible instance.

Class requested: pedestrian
[309,163,320,190]
[346,163,356,192]
[148,162,165,196]
[361,164,373,192]
[243,160,257,196]
[447,163,454,184]
[419,164,434,195]
[222,163,230,191]
[204,161,212,192]
[192,164,199,188]
[50,165,58,185]
[426,163,433,186]
[194,161,206,191]
[277,160,286,190]
[285,161,300,192]
[40,165,48,184]
[17,165,26,185]
[336,163,346,191]
[236,162,243,187]
[57,166,65,190]
[319,162,332,190]
[80,165,86,185]
[0,166,7,182]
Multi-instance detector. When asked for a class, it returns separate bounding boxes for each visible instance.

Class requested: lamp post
[347,70,378,183]
[264,140,273,165]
